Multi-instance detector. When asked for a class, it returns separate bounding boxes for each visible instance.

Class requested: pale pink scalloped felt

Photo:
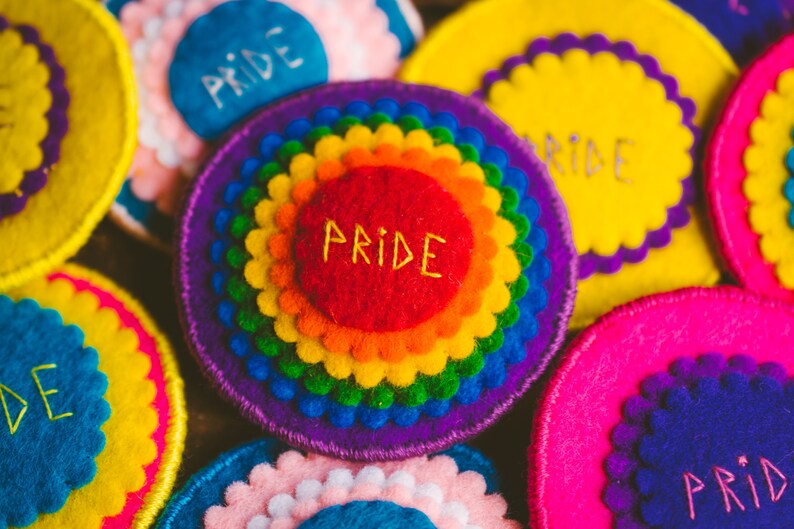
[706,34,794,302]
[49,271,172,528]
[204,451,518,529]
[120,0,401,216]
[529,287,794,529]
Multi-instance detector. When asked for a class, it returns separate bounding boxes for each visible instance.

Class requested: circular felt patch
[112,0,407,250]
[400,0,738,328]
[6,265,186,529]
[707,33,794,302]
[156,440,518,529]
[176,80,576,460]
[670,0,790,65]
[530,286,794,529]
[0,0,136,292]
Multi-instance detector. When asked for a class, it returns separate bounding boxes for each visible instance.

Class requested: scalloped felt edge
[475,32,698,279]
[529,286,794,529]
[0,0,137,292]
[155,439,500,529]
[706,32,794,302]
[176,80,577,461]
[54,264,187,529]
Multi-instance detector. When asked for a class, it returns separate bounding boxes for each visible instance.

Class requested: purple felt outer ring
[0,17,69,219]
[474,33,698,280]
[175,80,577,461]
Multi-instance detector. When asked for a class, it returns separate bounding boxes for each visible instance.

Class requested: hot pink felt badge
[530,287,794,529]
[707,32,794,302]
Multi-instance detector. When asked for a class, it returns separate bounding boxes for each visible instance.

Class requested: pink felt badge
[707,33,794,302]
[530,287,794,528]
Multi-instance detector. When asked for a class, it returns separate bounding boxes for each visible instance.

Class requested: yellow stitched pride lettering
[392,230,414,270]
[31,364,73,422]
[421,233,446,278]
[323,219,346,262]
[0,384,27,435]
[352,224,372,265]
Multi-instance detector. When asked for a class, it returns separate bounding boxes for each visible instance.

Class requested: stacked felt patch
[156,439,518,529]
[176,80,576,460]
[530,287,794,528]
[707,33,794,303]
[110,0,422,248]
[0,0,135,291]
[0,265,186,529]
[401,0,740,327]
[670,0,790,65]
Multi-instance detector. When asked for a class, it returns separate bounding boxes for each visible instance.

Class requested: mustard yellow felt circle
[487,49,694,256]
[401,0,735,327]
[0,0,136,291]
[7,267,160,529]
[744,69,794,289]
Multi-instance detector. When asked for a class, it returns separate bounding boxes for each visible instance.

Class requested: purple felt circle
[175,80,577,461]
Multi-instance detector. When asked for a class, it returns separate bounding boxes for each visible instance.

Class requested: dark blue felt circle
[297,501,437,529]
[638,373,794,528]
[671,0,788,64]
[169,0,328,140]
[0,296,109,528]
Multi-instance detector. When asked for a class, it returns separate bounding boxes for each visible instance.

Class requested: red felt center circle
[293,165,475,332]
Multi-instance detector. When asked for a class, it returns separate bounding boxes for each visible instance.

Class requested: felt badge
[1,264,186,529]
[110,0,422,249]
[707,33,794,303]
[0,0,135,291]
[176,80,576,460]
[670,0,791,65]
[156,439,518,529]
[400,0,739,328]
[530,287,794,528]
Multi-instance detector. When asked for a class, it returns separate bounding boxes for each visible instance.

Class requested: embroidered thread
[526,134,635,181]
[31,364,73,421]
[0,384,27,435]
[0,363,72,434]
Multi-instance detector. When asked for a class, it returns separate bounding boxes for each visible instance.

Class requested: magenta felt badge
[176,80,576,461]
[707,32,794,303]
[530,287,794,529]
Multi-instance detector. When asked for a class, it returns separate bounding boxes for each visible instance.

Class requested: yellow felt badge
[0,0,136,291]
[401,0,737,327]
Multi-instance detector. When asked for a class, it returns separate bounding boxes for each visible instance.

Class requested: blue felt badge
[0,297,109,529]
[297,501,437,529]
[169,0,329,140]
[671,0,789,64]
[375,0,419,58]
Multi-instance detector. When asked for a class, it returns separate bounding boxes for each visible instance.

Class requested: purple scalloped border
[0,16,69,219]
[175,80,577,461]
[603,353,788,527]
[474,33,699,280]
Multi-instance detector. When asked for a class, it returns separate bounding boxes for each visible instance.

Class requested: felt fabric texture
[375,0,424,58]
[176,80,576,461]
[477,33,698,279]
[0,18,68,219]
[155,440,501,529]
[0,0,136,292]
[203,449,519,529]
[242,124,521,389]
[604,353,794,528]
[168,0,329,140]
[7,265,186,529]
[295,501,437,529]
[294,165,476,333]
[707,33,794,302]
[530,287,794,529]
[113,0,402,249]
[0,297,109,529]
[214,117,537,430]
[671,0,789,65]
[400,0,737,328]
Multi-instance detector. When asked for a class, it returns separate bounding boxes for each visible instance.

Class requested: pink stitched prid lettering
[740,456,762,510]
[729,0,749,15]
[713,466,746,513]
[322,220,446,278]
[760,457,788,503]
[683,472,706,520]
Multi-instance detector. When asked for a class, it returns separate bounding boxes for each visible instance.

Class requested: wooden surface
[76,0,547,524]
